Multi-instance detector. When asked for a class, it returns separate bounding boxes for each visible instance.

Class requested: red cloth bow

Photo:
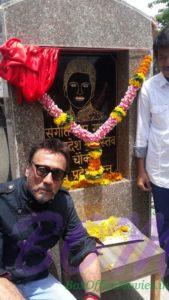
[0,38,60,103]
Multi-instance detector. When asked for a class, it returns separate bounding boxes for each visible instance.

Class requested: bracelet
[0,272,11,280]
[84,292,100,300]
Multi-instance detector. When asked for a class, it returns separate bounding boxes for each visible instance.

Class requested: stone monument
[0,0,153,291]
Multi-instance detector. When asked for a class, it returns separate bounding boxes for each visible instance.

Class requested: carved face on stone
[63,58,96,110]
[67,72,92,109]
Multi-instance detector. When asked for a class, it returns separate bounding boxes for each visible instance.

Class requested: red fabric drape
[0,38,60,103]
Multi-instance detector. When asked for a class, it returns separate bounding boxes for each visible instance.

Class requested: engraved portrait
[63,58,104,122]
[44,53,117,177]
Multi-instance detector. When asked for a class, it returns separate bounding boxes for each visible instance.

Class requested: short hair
[153,26,169,58]
[28,138,70,173]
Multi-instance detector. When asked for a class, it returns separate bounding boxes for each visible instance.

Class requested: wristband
[84,292,100,300]
[0,271,11,280]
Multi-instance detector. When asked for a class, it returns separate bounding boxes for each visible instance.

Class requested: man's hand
[137,171,151,192]
[0,278,25,300]
[79,253,101,298]
[136,158,151,192]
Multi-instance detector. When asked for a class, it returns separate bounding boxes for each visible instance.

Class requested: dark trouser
[151,183,169,270]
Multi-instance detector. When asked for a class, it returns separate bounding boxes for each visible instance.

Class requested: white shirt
[135,72,169,188]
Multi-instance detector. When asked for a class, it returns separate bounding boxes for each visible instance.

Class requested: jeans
[16,273,77,300]
[151,183,169,268]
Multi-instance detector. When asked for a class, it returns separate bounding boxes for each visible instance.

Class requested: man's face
[67,72,92,109]
[25,149,67,204]
[158,47,169,78]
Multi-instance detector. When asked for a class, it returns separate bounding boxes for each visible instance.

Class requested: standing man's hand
[0,278,25,300]
[136,158,152,192]
[137,171,152,192]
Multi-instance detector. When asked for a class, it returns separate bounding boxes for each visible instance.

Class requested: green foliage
[149,0,169,27]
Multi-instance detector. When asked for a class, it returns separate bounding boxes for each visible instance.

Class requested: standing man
[135,26,169,274]
[0,138,101,299]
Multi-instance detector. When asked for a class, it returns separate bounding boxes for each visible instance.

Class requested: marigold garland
[39,55,152,143]
[38,54,152,189]
[62,172,123,190]
[53,113,74,128]
[85,142,104,180]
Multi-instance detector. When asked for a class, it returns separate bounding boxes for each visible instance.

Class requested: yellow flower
[88,150,102,159]
[85,142,100,148]
[53,113,67,126]
[120,225,130,232]
[108,216,118,226]
[129,79,141,88]
[53,117,61,126]
[62,178,72,190]
[114,106,126,117]
[86,166,104,177]
[100,178,110,185]
[60,113,67,122]
[110,112,122,122]
[84,215,130,242]
[136,73,145,81]
[79,174,86,181]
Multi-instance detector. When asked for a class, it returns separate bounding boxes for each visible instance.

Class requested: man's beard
[28,185,54,204]
[35,188,54,203]
[36,192,51,203]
